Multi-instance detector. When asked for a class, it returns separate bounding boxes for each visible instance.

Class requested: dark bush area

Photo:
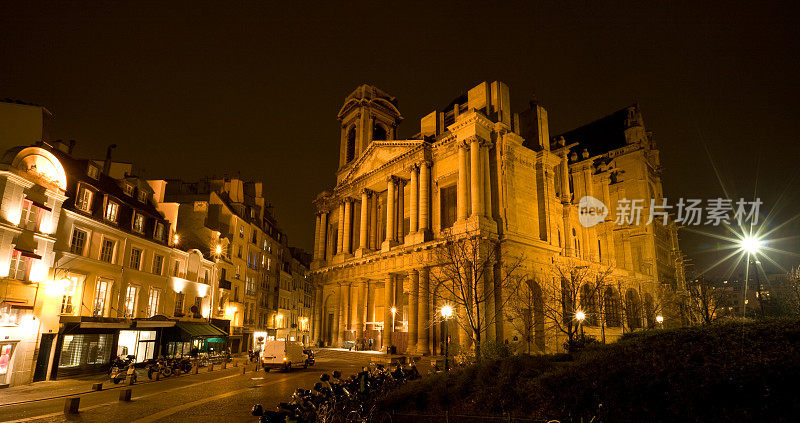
[380,319,800,422]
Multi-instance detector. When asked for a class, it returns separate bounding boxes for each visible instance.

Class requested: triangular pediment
[340,140,424,185]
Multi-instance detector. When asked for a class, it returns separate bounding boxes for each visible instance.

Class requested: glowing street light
[656,315,664,328]
[575,310,586,340]
[440,304,454,371]
[215,244,223,256]
[740,236,763,255]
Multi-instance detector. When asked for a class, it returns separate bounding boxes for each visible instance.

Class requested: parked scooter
[110,354,136,384]
[146,357,173,379]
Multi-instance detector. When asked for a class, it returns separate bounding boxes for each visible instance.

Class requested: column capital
[457,140,470,150]
[408,163,420,173]
[341,196,354,204]
[386,175,400,184]
[361,188,373,197]
[419,159,433,168]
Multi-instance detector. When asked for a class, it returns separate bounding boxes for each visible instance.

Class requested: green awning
[167,322,228,341]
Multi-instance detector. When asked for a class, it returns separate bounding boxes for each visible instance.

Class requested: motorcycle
[110,354,136,384]
[170,357,193,375]
[146,357,173,379]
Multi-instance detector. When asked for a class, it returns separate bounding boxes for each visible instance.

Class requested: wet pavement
[0,349,380,423]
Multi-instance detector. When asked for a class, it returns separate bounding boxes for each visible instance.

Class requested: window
[172,260,180,277]
[61,275,82,314]
[251,230,257,244]
[87,164,99,179]
[237,245,243,258]
[19,199,37,231]
[137,190,147,203]
[234,286,240,302]
[174,292,185,316]
[76,186,94,212]
[440,185,457,229]
[203,269,210,283]
[133,213,145,233]
[147,287,161,317]
[193,296,203,315]
[100,239,116,263]
[239,225,245,238]
[92,278,110,317]
[8,250,29,280]
[155,222,165,241]
[152,255,164,275]
[123,183,134,197]
[70,228,88,255]
[129,248,142,270]
[104,201,119,222]
[124,285,138,317]
[235,265,241,279]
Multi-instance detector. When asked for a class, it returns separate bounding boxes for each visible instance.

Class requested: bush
[379,319,800,422]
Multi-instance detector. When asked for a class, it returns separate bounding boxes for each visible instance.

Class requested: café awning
[166,322,228,341]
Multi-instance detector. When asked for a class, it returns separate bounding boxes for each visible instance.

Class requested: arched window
[604,287,621,327]
[372,123,387,141]
[625,289,642,329]
[521,280,545,353]
[580,284,598,325]
[346,126,356,163]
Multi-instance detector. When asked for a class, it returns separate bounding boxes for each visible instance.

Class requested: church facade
[309,82,684,355]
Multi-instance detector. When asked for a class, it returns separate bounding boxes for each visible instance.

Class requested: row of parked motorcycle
[251,360,421,422]
[108,354,225,384]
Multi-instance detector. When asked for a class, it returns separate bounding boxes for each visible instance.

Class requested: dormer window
[155,222,165,241]
[87,164,99,179]
[105,201,119,222]
[137,190,147,203]
[75,185,94,212]
[133,212,145,233]
[123,183,134,197]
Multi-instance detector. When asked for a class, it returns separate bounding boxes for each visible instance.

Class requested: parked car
[260,340,308,372]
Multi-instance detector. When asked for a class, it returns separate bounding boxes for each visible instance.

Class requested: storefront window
[58,334,113,369]
[117,330,156,362]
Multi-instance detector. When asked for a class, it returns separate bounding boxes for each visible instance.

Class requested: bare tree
[426,230,526,362]
[540,259,614,352]
[507,278,545,354]
[684,277,735,324]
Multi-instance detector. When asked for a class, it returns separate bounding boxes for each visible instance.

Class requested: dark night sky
[2,1,798,277]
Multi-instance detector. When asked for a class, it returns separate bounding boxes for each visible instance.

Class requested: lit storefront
[163,322,228,357]
[0,303,39,387]
[52,317,127,378]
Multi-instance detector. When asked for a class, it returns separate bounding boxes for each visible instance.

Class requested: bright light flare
[440,304,453,318]
[740,236,763,254]
[575,311,586,321]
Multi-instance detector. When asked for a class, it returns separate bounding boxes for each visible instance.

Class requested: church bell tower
[337,84,403,169]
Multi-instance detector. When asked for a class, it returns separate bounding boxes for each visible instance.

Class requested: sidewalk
[0,356,251,407]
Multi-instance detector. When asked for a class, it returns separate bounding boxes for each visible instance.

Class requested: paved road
[0,350,379,423]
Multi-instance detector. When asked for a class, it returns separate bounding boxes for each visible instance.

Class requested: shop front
[51,316,128,379]
[1,302,40,387]
[163,322,228,357]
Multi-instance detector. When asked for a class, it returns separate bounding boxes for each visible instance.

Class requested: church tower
[337,84,403,169]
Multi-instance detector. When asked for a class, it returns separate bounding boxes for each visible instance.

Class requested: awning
[80,322,131,329]
[14,248,41,260]
[136,320,176,328]
[166,322,228,342]
[24,189,52,212]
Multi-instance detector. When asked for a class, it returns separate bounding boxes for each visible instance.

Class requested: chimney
[103,144,117,175]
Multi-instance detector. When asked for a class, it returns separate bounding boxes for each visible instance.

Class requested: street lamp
[739,234,765,318]
[656,315,664,328]
[575,310,586,340]
[441,305,454,371]
[389,306,397,354]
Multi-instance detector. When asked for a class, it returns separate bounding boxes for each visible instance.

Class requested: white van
[260,340,308,372]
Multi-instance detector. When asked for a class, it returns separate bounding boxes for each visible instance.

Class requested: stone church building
[309,82,684,355]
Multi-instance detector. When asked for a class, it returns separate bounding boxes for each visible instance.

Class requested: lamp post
[575,310,586,341]
[389,306,397,354]
[740,235,763,318]
[441,305,453,371]
[656,315,664,329]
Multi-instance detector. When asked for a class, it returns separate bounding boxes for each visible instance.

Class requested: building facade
[310,82,685,354]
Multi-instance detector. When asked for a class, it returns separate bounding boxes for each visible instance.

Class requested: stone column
[385,177,396,244]
[419,161,431,232]
[408,269,419,354]
[312,286,322,342]
[343,199,352,254]
[457,141,469,221]
[383,274,394,350]
[482,142,492,219]
[369,194,378,249]
[337,202,345,255]
[470,137,484,217]
[319,212,328,260]
[357,282,366,340]
[359,190,370,250]
[313,214,321,260]
[343,283,351,341]
[409,165,419,235]
[418,267,430,355]
[351,282,362,340]
[336,285,344,346]
[396,179,405,242]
